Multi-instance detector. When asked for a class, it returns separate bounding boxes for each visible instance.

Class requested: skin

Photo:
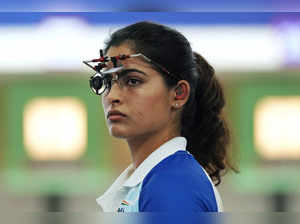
[102,43,190,169]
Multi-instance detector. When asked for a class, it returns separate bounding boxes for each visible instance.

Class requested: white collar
[122,136,187,187]
[96,136,187,209]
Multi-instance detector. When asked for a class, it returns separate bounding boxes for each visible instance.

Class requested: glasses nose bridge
[110,73,124,89]
[105,72,124,97]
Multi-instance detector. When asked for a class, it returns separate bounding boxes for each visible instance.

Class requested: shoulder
[139,151,219,212]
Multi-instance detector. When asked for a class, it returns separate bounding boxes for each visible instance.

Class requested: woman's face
[101,44,176,140]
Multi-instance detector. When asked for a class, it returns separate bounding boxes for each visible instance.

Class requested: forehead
[106,44,133,57]
[106,45,150,69]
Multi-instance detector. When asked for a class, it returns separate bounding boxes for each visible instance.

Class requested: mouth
[107,110,127,121]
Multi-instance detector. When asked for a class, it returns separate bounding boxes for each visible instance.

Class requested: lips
[107,110,126,120]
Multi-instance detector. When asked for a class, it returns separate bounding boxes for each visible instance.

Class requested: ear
[172,80,190,109]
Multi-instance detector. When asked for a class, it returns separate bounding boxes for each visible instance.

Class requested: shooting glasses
[83,49,179,95]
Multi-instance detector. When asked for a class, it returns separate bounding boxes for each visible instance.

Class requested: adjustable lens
[88,66,124,95]
[89,73,107,95]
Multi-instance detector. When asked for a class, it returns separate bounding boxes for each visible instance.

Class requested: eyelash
[125,77,142,86]
[115,70,144,87]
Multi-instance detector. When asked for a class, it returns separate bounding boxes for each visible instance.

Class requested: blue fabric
[139,151,218,212]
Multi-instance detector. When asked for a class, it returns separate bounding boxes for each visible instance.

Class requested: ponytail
[181,52,236,186]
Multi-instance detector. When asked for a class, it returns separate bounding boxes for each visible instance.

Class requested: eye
[126,78,142,86]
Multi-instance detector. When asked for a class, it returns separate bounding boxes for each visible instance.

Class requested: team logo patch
[121,200,130,206]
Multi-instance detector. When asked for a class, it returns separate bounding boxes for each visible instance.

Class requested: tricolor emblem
[121,200,130,206]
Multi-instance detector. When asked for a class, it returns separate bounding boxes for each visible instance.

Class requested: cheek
[130,87,170,124]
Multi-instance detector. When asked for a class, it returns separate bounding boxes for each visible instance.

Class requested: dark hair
[104,21,237,185]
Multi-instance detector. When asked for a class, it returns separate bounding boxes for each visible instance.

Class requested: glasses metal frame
[83,49,180,95]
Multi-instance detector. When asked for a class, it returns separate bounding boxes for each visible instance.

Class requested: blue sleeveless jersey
[116,150,220,212]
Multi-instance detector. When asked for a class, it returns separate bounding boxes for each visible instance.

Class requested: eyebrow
[118,68,148,77]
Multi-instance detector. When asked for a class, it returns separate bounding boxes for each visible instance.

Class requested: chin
[109,125,131,139]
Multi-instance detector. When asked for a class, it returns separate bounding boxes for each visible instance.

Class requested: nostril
[112,99,120,104]
[111,99,120,105]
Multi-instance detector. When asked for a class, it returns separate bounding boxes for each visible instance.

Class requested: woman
[85,21,236,212]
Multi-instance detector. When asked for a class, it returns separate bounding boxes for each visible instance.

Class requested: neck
[127,129,180,169]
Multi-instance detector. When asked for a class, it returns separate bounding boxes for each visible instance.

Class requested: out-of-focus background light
[0,13,298,73]
[23,97,87,161]
[254,96,300,160]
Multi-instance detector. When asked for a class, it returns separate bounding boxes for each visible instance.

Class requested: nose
[105,80,122,105]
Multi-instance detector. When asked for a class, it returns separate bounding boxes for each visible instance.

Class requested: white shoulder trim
[200,166,224,212]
